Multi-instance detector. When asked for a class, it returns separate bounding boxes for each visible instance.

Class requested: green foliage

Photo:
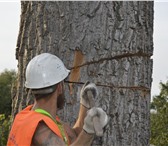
[150,81,168,146]
[0,114,11,146]
[0,69,17,146]
[0,69,17,116]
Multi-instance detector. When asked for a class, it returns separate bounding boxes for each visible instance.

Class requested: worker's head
[25,53,70,108]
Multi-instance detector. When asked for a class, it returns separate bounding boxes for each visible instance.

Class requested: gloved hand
[83,107,109,135]
[80,81,98,109]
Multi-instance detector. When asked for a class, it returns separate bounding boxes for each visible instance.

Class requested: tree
[150,82,168,146]
[12,1,154,146]
[0,114,11,146]
[0,69,16,146]
[0,69,17,116]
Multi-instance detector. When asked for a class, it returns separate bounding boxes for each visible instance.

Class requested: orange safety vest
[7,105,69,146]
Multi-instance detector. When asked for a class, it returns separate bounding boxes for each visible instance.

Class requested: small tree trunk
[12,1,154,146]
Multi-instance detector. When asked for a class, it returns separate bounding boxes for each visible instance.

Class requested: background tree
[0,69,17,116]
[12,1,154,146]
[0,114,11,146]
[150,82,168,146]
[0,69,17,145]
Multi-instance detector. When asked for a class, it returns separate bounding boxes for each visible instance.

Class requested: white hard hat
[25,53,70,89]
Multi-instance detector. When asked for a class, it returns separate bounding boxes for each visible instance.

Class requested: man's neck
[32,93,58,118]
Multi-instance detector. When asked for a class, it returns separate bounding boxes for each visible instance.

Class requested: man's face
[57,82,65,110]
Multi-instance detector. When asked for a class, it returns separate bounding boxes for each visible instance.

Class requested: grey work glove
[83,107,109,135]
[80,81,98,109]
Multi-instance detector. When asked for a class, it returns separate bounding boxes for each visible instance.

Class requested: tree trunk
[12,1,154,146]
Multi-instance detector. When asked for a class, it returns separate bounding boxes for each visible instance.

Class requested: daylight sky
[0,1,168,98]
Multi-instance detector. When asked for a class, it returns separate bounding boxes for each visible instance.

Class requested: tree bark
[12,1,154,146]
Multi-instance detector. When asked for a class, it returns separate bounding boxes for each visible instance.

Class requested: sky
[0,1,168,98]
[0,2,20,72]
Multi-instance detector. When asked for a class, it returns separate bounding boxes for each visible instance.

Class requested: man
[7,53,108,146]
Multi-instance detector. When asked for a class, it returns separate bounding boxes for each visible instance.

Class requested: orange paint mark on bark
[69,50,84,95]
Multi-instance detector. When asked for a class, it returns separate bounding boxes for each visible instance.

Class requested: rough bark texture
[12,1,154,146]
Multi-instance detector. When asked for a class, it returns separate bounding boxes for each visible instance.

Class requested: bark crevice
[65,81,150,92]
[70,51,152,69]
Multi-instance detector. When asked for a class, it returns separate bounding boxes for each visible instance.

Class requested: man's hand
[80,81,98,109]
[83,107,109,136]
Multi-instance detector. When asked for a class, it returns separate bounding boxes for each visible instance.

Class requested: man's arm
[61,105,88,144]
[70,130,94,146]
[73,104,88,135]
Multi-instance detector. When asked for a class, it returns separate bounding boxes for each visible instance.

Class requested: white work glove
[83,107,109,136]
[80,81,98,109]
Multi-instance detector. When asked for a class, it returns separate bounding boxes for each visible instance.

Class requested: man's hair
[32,84,58,100]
